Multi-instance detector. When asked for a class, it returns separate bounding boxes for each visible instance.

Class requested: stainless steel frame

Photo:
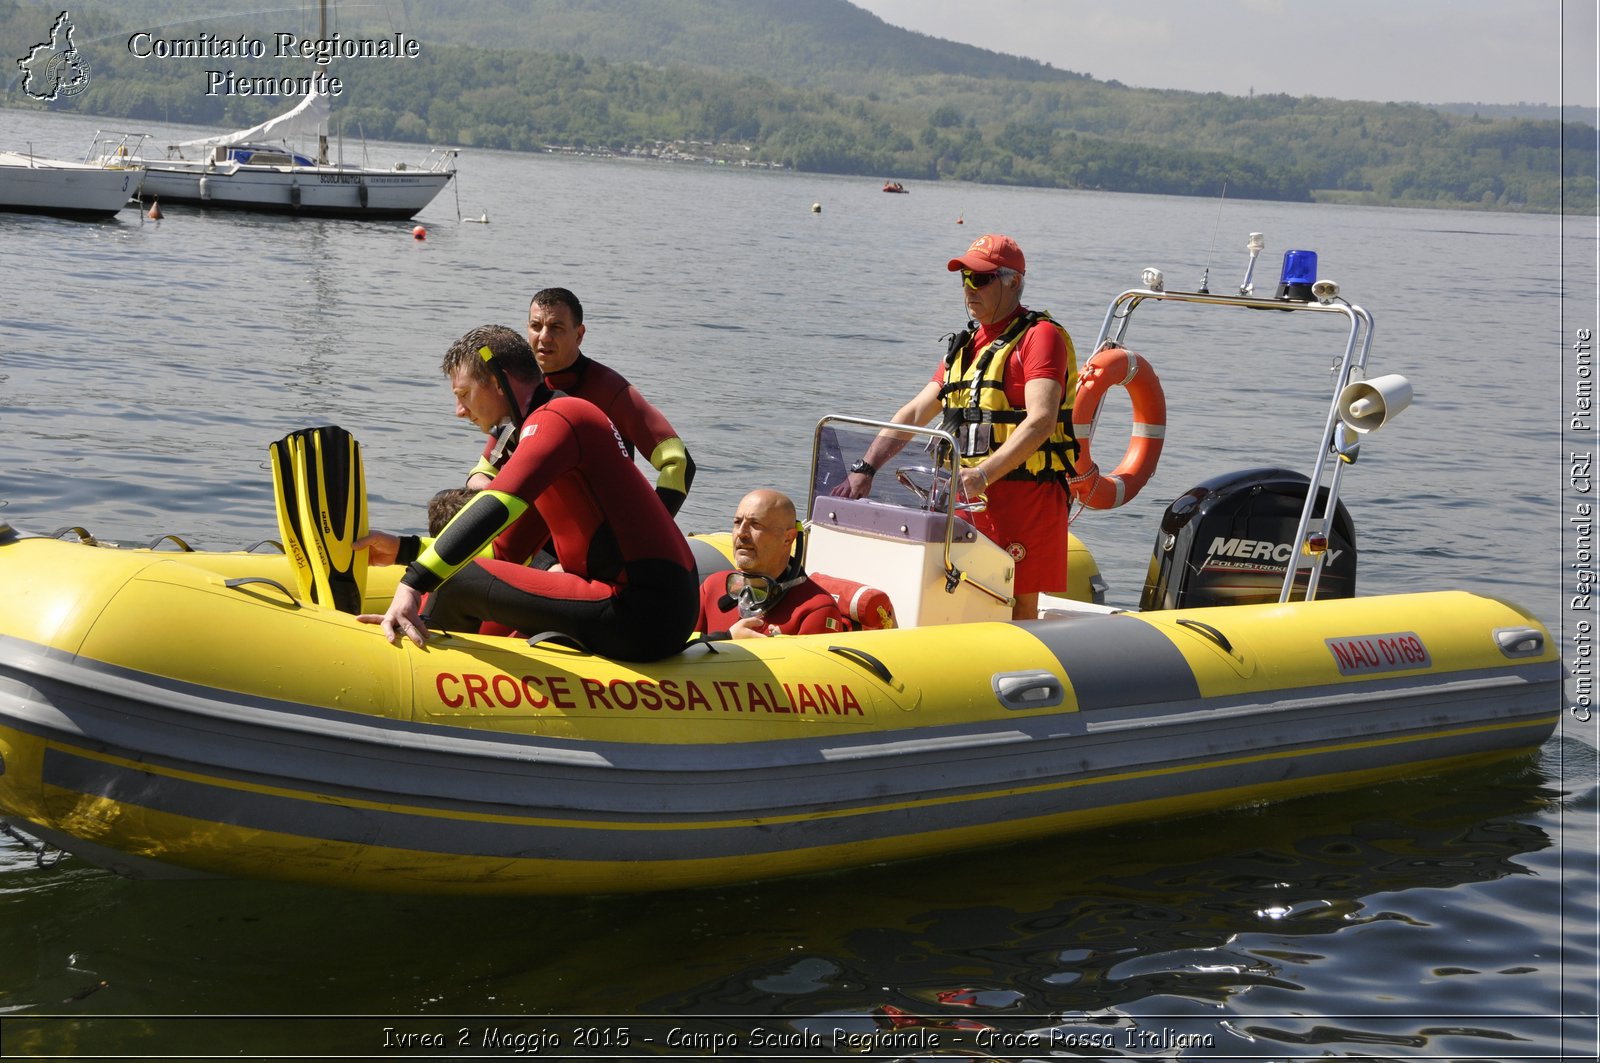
[1094,287,1376,603]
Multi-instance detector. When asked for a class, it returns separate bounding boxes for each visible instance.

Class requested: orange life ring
[1069,344,1166,510]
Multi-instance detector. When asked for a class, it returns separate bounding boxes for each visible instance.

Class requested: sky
[850,0,1599,110]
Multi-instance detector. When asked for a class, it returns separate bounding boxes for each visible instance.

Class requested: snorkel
[478,343,527,469]
[478,344,526,427]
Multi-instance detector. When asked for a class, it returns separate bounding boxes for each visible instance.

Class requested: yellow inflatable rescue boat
[0,260,1563,895]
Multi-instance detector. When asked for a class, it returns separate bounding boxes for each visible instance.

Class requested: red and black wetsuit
[696,575,846,637]
[408,389,698,662]
[474,354,694,516]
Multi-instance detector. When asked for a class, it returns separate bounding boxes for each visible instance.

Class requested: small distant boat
[882,180,909,193]
[0,148,142,219]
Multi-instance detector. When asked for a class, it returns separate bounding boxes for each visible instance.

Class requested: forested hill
[393,0,1087,90]
[2,0,1589,213]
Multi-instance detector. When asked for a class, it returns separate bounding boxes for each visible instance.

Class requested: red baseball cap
[947,233,1025,274]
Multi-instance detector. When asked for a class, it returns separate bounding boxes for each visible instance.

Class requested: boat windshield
[807,416,973,524]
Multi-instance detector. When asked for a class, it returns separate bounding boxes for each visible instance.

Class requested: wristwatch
[848,459,876,477]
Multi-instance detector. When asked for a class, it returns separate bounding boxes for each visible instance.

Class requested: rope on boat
[1,822,64,869]
[47,525,285,554]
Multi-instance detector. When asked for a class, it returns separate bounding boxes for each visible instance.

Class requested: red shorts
[968,478,1069,595]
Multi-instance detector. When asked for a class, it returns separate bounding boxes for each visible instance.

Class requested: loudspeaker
[1337,374,1412,433]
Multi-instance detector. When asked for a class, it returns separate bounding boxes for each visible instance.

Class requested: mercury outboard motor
[1141,467,1356,611]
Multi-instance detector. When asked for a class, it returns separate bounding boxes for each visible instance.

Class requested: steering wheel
[895,466,986,513]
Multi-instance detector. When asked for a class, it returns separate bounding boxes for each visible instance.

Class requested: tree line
[2,0,1587,212]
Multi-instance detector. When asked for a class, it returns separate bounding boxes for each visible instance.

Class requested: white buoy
[811,202,822,213]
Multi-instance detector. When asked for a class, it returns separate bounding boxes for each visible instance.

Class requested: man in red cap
[833,233,1077,620]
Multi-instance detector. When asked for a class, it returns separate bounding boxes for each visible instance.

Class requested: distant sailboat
[91,3,456,220]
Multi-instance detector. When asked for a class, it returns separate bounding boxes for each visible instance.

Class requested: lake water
[1,107,1596,1059]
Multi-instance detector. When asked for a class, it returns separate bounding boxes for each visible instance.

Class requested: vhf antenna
[1196,180,1228,294]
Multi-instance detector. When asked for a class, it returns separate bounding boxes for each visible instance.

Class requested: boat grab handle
[992,669,1065,710]
[1175,617,1233,653]
[526,630,591,653]
[680,632,731,654]
[223,576,300,607]
[828,645,894,684]
[1494,627,1546,658]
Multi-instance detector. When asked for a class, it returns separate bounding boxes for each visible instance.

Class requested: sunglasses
[961,269,1004,290]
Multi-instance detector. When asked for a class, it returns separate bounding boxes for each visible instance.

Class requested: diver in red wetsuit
[696,489,845,639]
[468,287,695,516]
[361,325,698,662]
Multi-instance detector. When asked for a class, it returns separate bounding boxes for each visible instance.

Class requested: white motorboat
[0,149,142,219]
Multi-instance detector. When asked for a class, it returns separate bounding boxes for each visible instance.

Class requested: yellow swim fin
[268,426,367,613]
[268,433,314,603]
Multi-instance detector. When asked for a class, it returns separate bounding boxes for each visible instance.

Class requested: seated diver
[697,489,845,639]
[360,324,698,662]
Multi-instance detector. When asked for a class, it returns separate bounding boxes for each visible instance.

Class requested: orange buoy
[1069,344,1166,510]
[412,225,426,240]
[147,198,162,220]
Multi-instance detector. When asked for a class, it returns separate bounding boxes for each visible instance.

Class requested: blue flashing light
[1277,249,1318,300]
[1280,250,1317,285]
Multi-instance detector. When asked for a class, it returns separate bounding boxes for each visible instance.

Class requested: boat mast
[317,0,329,164]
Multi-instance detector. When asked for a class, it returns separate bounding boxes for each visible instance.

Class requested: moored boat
[84,0,455,222]
[0,243,1563,895]
[90,90,456,221]
[0,148,142,219]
